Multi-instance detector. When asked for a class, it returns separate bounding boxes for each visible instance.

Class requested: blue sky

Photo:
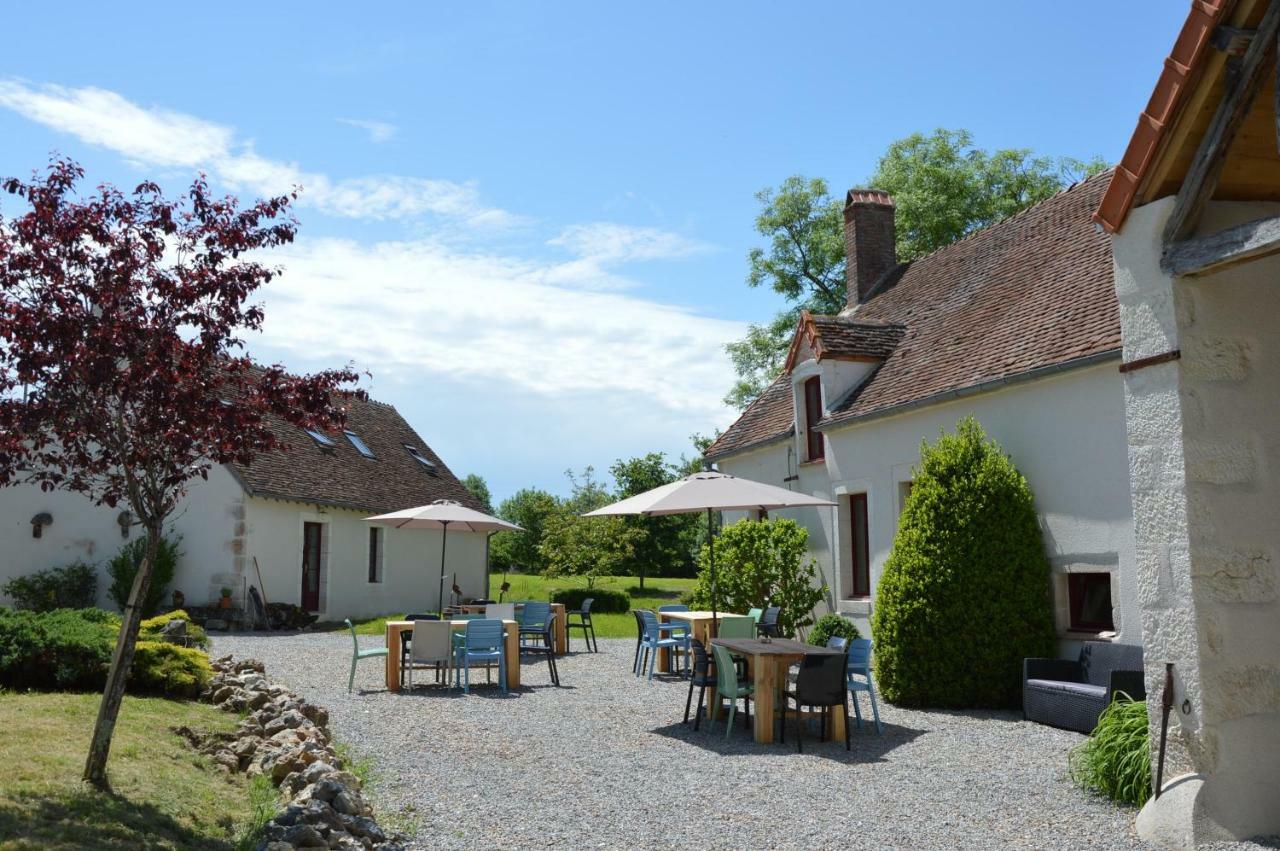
[0,2,1180,503]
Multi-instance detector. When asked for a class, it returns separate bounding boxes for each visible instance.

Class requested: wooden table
[385,619,519,692]
[456,603,568,654]
[656,610,741,673]
[711,637,846,744]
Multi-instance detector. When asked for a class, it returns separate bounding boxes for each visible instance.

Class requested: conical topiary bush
[871,417,1055,708]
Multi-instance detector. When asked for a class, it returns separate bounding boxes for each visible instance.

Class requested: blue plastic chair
[518,601,552,647]
[637,610,690,680]
[657,604,690,613]
[454,618,507,695]
[826,636,848,652]
[847,638,882,734]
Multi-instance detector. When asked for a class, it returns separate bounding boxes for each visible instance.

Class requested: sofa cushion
[1025,678,1107,700]
[1079,641,1144,687]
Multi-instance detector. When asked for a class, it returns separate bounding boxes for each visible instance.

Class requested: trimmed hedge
[0,607,210,696]
[809,613,861,647]
[871,418,1056,708]
[549,587,630,614]
[1,561,98,612]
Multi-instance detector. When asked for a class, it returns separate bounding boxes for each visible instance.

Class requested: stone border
[194,654,404,850]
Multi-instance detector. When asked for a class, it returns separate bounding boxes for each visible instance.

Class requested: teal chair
[717,616,756,639]
[709,643,754,739]
[746,607,763,624]
[346,619,389,693]
[847,638,883,734]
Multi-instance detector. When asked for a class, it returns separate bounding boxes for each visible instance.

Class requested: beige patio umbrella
[583,471,835,624]
[367,499,524,613]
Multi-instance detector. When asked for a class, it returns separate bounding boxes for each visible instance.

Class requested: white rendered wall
[718,360,1138,651]
[0,465,247,610]
[1113,197,1280,841]
[243,497,489,621]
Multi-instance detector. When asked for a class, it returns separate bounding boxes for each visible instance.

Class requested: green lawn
[340,573,697,638]
[0,692,273,850]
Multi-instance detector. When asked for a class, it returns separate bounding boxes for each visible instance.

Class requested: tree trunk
[82,524,161,790]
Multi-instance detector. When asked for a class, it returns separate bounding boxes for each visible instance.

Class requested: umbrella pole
[437,521,450,616]
[708,507,717,630]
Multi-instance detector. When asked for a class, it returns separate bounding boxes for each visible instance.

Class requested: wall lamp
[31,512,52,539]
[117,511,133,538]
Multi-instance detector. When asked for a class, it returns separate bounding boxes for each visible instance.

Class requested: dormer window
[404,444,436,470]
[345,430,375,458]
[803,376,824,461]
[305,428,336,448]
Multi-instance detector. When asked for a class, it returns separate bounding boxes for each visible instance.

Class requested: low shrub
[129,641,212,697]
[106,534,181,615]
[809,613,861,647]
[0,608,115,690]
[2,561,98,612]
[1069,695,1152,807]
[140,609,209,650]
[0,607,210,696]
[549,587,631,614]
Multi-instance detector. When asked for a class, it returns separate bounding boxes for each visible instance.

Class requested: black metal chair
[566,597,598,652]
[684,638,718,729]
[781,651,851,752]
[757,606,782,638]
[519,612,560,686]
[400,613,439,684]
[631,609,651,674]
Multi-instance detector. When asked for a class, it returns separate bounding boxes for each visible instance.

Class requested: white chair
[485,603,516,621]
[405,620,454,688]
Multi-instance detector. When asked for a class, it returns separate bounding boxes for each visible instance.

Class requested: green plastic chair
[346,619,389,693]
[746,607,763,624]
[710,643,754,739]
[717,616,756,639]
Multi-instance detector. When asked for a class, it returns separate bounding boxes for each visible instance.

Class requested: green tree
[461,473,493,514]
[689,517,826,638]
[490,487,559,573]
[609,452,697,589]
[724,131,1108,409]
[539,508,642,588]
[871,418,1056,708]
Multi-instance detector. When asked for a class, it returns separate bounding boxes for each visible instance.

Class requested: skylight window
[305,429,336,447]
[404,445,436,469]
[345,430,375,458]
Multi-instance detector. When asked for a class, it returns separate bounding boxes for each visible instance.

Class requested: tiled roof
[808,315,906,360]
[228,394,480,516]
[704,374,795,459]
[707,170,1120,458]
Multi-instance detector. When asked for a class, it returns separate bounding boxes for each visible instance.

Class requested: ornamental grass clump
[1070,696,1152,807]
[871,417,1056,707]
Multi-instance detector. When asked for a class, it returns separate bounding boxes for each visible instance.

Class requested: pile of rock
[195,655,403,850]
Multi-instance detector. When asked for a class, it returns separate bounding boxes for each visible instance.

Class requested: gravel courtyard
[210,632,1168,850]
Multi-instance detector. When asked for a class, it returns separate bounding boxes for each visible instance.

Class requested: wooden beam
[1212,25,1257,56]
[1164,0,1280,244]
[1163,213,1280,276]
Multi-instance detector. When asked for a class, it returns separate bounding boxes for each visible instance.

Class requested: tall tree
[489,487,559,573]
[724,131,1108,409]
[609,452,696,589]
[461,473,493,514]
[0,160,360,789]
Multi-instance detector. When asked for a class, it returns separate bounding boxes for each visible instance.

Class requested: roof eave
[703,427,795,463]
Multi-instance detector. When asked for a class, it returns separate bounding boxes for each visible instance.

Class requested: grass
[1069,695,1152,807]
[0,691,273,850]
[336,573,698,639]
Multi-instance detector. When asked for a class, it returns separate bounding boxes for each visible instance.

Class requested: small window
[803,377,824,461]
[305,428,335,447]
[404,445,436,469]
[368,527,384,583]
[848,493,870,597]
[1068,573,1115,632]
[345,430,375,458]
[898,480,914,516]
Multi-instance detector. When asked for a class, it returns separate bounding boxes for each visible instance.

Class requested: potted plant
[172,589,185,609]
[218,587,233,609]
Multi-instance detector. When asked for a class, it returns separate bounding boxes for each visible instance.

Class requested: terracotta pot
[172,590,185,609]
[219,596,232,609]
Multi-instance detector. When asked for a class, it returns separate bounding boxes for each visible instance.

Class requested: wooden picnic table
[457,603,568,655]
[711,637,846,744]
[384,618,520,692]
[656,610,739,673]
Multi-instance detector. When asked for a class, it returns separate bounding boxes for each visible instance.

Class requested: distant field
[339,573,697,639]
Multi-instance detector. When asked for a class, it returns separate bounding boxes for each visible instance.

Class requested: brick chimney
[843,188,896,311]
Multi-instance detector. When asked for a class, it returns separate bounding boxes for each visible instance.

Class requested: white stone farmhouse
[1094,0,1280,841]
[0,392,488,621]
[704,172,1141,654]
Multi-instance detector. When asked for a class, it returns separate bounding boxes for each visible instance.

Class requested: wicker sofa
[1023,641,1145,733]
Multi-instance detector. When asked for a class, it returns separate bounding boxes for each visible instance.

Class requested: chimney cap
[845,188,894,208]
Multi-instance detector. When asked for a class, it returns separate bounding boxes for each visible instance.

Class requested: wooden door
[301,522,323,612]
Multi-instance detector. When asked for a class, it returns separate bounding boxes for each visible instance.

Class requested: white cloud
[550,222,709,263]
[255,235,742,424]
[337,117,397,143]
[0,80,504,223]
